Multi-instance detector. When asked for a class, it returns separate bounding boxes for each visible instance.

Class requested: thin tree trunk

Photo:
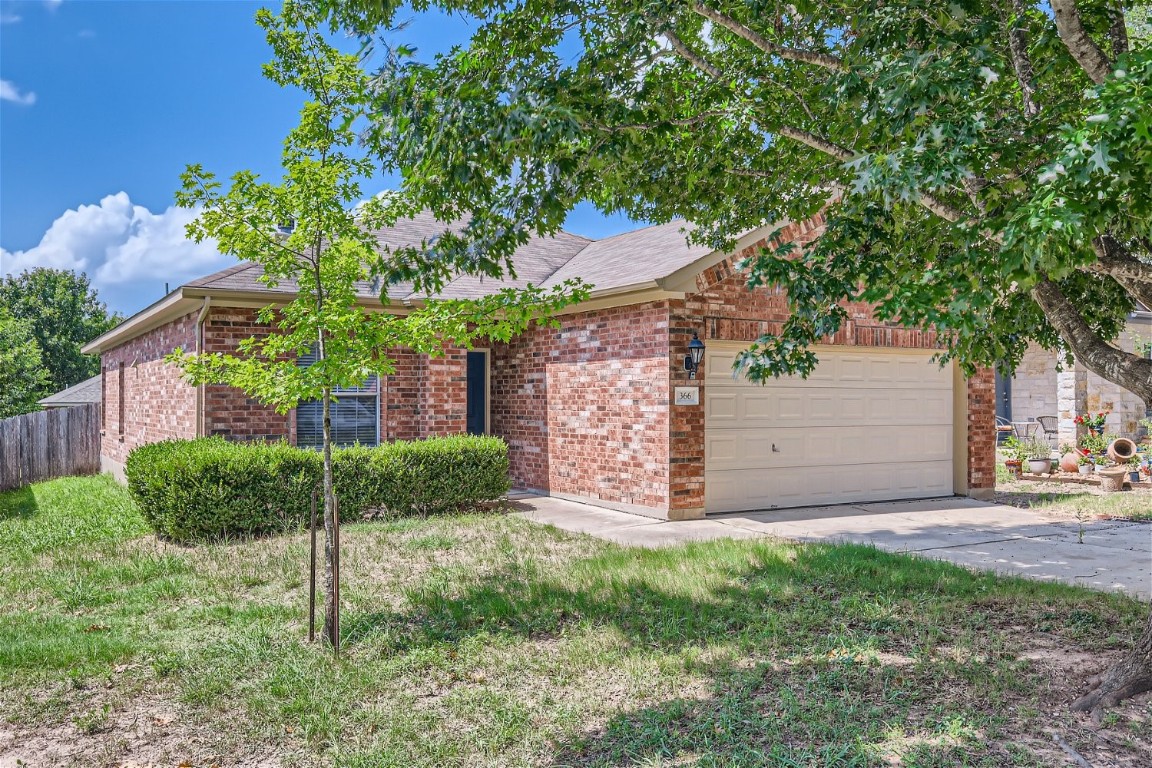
[321,383,337,649]
[1073,612,1152,721]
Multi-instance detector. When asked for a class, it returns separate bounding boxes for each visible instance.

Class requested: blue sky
[0,0,636,316]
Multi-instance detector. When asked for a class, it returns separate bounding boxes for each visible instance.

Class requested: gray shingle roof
[38,374,102,407]
[542,220,711,292]
[183,214,706,302]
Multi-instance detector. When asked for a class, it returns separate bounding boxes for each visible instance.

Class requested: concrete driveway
[514,495,1152,599]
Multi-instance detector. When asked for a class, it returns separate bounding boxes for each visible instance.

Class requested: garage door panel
[705,345,954,512]
[706,347,950,390]
[706,392,738,422]
[708,424,951,471]
[706,461,954,514]
[713,389,949,428]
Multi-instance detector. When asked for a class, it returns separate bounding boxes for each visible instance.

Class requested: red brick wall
[100,312,198,467]
[423,350,468,435]
[202,308,291,441]
[491,303,672,510]
[108,303,476,453]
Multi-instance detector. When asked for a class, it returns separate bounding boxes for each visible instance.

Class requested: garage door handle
[772,444,780,453]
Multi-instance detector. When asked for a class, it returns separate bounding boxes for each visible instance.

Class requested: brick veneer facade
[100,311,198,469]
[98,217,996,514]
[490,303,671,511]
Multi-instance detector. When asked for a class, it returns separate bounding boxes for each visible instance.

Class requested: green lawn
[1,475,1150,767]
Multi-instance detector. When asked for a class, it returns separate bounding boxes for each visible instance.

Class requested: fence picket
[0,403,101,491]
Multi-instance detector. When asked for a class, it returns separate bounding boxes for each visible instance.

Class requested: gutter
[194,296,212,437]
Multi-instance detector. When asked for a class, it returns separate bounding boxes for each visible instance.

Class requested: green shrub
[125,437,319,543]
[125,435,510,543]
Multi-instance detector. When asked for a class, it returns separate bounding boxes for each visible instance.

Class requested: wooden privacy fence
[0,403,101,492]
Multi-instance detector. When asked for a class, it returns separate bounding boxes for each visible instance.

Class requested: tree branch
[1082,235,1152,309]
[1051,0,1113,84]
[663,20,982,234]
[691,4,846,72]
[776,125,853,162]
[1005,0,1040,116]
[1032,278,1152,402]
[661,25,726,79]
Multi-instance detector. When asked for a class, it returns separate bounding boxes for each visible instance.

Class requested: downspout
[195,296,212,437]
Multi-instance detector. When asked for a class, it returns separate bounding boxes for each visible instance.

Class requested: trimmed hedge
[124,435,510,543]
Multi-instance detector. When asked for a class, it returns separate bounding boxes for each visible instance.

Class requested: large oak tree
[320,0,1152,714]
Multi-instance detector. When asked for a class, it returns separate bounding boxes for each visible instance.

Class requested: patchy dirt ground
[995,473,1152,521]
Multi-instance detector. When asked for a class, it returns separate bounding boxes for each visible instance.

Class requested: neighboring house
[37,373,102,410]
[81,212,996,520]
[997,311,1152,444]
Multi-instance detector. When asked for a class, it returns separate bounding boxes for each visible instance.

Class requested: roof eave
[81,289,202,355]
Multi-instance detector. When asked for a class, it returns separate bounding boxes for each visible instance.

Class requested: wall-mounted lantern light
[684,331,706,379]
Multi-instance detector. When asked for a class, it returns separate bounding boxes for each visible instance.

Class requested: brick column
[667,302,706,520]
[1057,366,1088,446]
[966,367,996,499]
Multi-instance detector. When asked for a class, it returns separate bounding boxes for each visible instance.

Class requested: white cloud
[0,12,21,24]
[43,0,62,10]
[1,192,230,314]
[0,79,36,106]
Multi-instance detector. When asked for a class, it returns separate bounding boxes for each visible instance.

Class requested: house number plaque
[674,386,700,406]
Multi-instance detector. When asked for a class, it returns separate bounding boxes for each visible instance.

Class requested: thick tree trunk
[1031,279,1152,403]
[1032,278,1152,716]
[1072,612,1152,721]
[1051,0,1113,84]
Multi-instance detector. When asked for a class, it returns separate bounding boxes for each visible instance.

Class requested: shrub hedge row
[124,435,510,543]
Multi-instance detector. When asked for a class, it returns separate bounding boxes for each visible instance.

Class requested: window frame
[293,350,381,450]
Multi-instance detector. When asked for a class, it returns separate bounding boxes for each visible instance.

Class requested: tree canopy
[314,0,1152,712]
[0,268,120,395]
[0,308,51,419]
[318,0,1151,402]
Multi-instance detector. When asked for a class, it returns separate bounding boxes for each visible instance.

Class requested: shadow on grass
[0,484,39,522]
[339,538,1141,765]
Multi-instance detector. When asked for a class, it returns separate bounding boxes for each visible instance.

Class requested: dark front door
[466,351,487,435]
[994,367,1012,422]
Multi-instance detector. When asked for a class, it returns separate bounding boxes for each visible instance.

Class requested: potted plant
[1024,437,1053,475]
[1059,443,1082,473]
[1074,410,1110,436]
[1002,436,1026,479]
[1077,454,1093,475]
[1079,431,1109,461]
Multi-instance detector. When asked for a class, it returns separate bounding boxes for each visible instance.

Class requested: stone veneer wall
[490,303,672,512]
[99,312,198,470]
[1011,318,1151,445]
[1009,345,1059,424]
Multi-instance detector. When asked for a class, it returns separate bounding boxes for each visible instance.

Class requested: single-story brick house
[997,312,1151,445]
[82,212,996,520]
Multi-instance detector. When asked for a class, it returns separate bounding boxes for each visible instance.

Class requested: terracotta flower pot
[1005,460,1023,479]
[1107,438,1137,465]
[1098,467,1127,493]
[1059,452,1081,473]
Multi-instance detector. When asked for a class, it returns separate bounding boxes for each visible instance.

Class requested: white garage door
[705,344,954,513]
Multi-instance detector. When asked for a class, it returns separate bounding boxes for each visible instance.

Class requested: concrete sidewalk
[512,495,1152,599]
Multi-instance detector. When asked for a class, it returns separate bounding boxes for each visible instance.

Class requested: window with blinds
[295,349,379,449]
